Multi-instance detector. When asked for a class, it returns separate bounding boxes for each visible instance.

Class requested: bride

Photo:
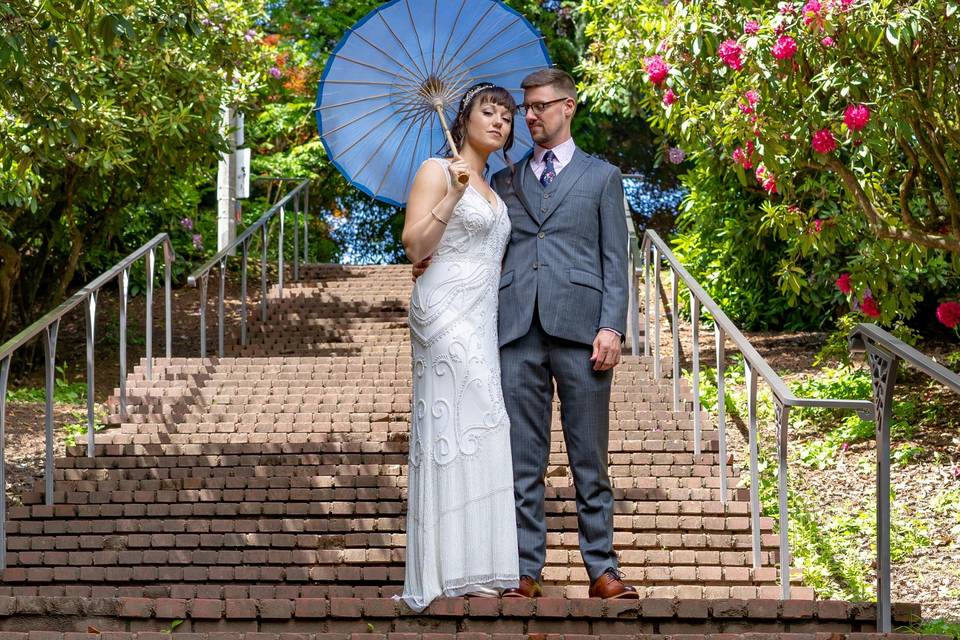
[399,83,519,611]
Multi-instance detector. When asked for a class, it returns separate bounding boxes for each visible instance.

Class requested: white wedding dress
[400,158,519,611]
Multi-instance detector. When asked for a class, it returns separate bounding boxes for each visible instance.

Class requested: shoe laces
[606,568,626,582]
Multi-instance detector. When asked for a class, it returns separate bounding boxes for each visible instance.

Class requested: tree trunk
[0,240,22,341]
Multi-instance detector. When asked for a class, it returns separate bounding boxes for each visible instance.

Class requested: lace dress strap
[424,157,453,191]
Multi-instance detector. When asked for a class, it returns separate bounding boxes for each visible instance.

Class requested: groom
[493,69,635,599]
[411,69,635,599]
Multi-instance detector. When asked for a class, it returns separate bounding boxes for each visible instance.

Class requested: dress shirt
[530,136,577,181]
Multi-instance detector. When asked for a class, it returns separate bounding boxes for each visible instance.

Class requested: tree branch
[823,157,960,253]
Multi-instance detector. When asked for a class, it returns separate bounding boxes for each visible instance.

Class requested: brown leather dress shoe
[588,569,639,599]
[502,575,543,598]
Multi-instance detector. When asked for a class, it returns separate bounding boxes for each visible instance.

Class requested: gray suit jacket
[492,147,628,347]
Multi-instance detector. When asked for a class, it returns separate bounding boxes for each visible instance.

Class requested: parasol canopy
[315,0,552,207]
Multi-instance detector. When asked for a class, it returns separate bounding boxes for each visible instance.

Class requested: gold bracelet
[430,206,448,226]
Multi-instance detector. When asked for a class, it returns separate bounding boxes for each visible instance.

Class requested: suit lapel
[510,152,538,225]
[539,148,592,226]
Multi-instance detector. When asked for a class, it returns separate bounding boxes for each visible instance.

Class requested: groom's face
[523,85,573,147]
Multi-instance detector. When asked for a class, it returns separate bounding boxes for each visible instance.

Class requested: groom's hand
[411,256,432,281]
[591,329,622,371]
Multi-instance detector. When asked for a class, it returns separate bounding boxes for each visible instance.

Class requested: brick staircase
[0,265,932,637]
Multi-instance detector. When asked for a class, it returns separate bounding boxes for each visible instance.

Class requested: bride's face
[464,99,513,154]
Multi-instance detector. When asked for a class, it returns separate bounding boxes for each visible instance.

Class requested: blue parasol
[315,0,552,207]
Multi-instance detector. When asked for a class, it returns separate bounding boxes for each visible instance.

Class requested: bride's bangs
[474,87,517,113]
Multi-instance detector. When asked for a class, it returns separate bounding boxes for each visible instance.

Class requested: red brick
[118,598,154,618]
[781,600,815,619]
[225,600,258,619]
[329,598,363,618]
[293,599,328,618]
[640,599,674,617]
[567,599,603,618]
[675,599,709,619]
[427,598,465,617]
[712,599,748,617]
[816,600,850,621]
[466,597,500,617]
[534,598,567,618]
[500,598,535,617]
[155,599,188,619]
[746,599,780,620]
[258,599,293,620]
[190,599,224,619]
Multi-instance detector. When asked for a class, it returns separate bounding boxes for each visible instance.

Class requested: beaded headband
[461,83,495,111]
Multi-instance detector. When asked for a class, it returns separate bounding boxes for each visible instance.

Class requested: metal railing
[188,178,310,357]
[627,216,960,630]
[848,324,960,631]
[0,233,175,569]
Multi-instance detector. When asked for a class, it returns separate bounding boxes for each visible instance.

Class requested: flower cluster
[755,164,777,194]
[717,40,744,70]
[772,34,798,59]
[732,140,755,169]
[811,128,837,154]
[645,55,670,85]
[937,301,960,329]
[843,104,870,131]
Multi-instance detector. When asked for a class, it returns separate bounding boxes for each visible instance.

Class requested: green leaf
[885,25,900,47]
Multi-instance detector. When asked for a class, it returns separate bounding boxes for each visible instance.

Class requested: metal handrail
[187,178,310,357]
[0,233,175,569]
[635,227,875,607]
[849,324,960,632]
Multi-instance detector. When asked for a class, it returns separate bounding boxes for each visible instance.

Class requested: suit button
[538,232,545,239]
[541,208,547,213]
[533,262,539,270]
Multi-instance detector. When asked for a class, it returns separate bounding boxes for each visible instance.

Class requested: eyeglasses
[517,97,567,116]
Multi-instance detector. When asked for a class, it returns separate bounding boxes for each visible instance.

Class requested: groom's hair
[521,69,578,103]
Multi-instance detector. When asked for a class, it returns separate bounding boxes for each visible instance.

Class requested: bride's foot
[465,586,499,598]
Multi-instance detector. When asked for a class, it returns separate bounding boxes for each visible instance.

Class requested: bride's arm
[402,160,468,264]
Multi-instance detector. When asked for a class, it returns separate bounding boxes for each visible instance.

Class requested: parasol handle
[434,104,470,185]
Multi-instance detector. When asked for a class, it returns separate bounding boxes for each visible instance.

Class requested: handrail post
[261,225,269,322]
[278,205,285,298]
[691,294,701,456]
[303,184,310,264]
[218,258,226,357]
[715,326,728,506]
[199,273,209,359]
[775,398,792,599]
[866,342,897,633]
[653,246,661,379]
[145,248,155,380]
[626,241,638,356]
[118,269,128,418]
[43,320,60,505]
[241,239,249,346]
[643,241,650,357]
[671,267,680,411]
[745,359,762,568]
[0,355,11,569]
[163,240,173,360]
[293,191,300,281]
[85,293,98,458]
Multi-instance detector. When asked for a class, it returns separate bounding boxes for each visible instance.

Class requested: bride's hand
[447,156,470,197]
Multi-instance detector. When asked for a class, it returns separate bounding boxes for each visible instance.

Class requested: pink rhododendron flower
[772,35,798,59]
[662,89,676,106]
[740,89,759,114]
[780,3,797,14]
[755,164,778,194]
[718,39,745,70]
[821,36,835,47]
[844,104,871,131]
[861,295,880,319]
[936,301,960,329]
[802,0,826,29]
[645,55,670,85]
[811,128,837,154]
[835,273,852,294]
[732,147,752,169]
[744,20,761,35]
[668,147,686,164]
[813,219,824,233]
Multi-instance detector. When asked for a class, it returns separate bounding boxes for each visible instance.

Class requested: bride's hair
[447,83,516,163]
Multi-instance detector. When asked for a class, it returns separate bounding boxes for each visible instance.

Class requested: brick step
[0,584,825,603]
[3,531,777,567]
[0,634,935,640]
[0,595,926,634]
[5,520,773,552]
[52,470,742,500]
